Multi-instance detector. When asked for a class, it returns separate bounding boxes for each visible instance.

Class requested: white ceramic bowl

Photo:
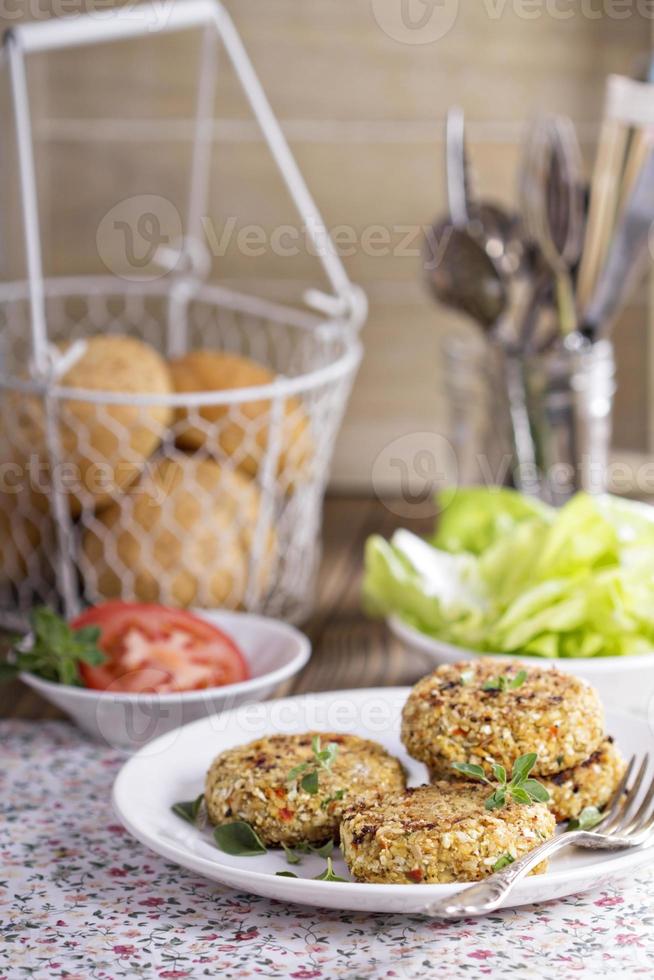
[389,615,654,716]
[20,610,311,751]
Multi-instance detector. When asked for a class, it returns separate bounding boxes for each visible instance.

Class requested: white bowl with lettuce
[364,488,654,714]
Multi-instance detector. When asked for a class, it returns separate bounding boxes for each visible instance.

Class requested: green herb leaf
[492,853,515,873]
[511,753,538,783]
[275,871,298,878]
[316,742,339,769]
[282,843,303,865]
[452,762,487,781]
[510,669,528,690]
[288,735,340,797]
[213,821,267,856]
[313,857,348,882]
[509,786,533,805]
[491,763,507,784]
[301,770,320,795]
[287,762,309,782]
[310,840,335,859]
[483,670,528,693]
[1,607,106,686]
[321,789,346,810]
[171,794,204,825]
[522,779,550,803]
[484,787,507,810]
[568,806,604,832]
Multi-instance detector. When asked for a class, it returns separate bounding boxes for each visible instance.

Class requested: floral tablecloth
[2,721,654,980]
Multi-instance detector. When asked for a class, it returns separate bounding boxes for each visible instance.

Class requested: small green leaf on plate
[282,843,303,865]
[275,871,299,878]
[313,857,349,882]
[568,806,604,832]
[213,821,267,856]
[171,794,204,825]
[310,840,335,859]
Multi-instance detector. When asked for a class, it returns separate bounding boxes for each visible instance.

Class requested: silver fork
[427,754,654,919]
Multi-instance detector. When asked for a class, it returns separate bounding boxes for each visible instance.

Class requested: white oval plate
[112,688,654,915]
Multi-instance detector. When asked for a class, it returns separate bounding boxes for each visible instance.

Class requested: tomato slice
[72,602,249,693]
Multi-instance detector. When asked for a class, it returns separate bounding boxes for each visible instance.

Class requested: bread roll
[0,480,54,592]
[3,334,173,515]
[80,452,276,609]
[170,350,312,488]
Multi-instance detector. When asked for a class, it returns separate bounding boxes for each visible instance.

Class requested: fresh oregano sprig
[287,735,341,798]
[452,752,550,811]
[482,670,528,693]
[0,606,105,686]
[314,857,348,882]
[278,857,348,882]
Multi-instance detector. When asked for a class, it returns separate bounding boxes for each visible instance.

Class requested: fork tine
[596,753,637,831]
[601,754,648,834]
[622,768,654,835]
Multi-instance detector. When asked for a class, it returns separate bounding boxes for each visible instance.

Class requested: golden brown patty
[539,737,625,823]
[402,659,604,778]
[430,737,625,824]
[205,732,406,846]
[340,782,555,884]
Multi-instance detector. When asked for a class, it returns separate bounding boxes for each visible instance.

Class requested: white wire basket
[0,2,366,629]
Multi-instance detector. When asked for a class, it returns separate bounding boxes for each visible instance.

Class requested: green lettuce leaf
[432,487,552,556]
[363,488,654,660]
[363,531,486,644]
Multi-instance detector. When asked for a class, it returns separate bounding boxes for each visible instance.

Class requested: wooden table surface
[0,495,437,720]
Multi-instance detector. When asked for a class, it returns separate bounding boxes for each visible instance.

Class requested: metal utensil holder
[0,2,367,629]
[525,338,616,505]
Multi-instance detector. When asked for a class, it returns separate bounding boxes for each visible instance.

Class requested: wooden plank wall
[0,1,650,490]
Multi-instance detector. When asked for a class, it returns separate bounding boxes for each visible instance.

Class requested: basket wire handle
[165,21,219,358]
[2,1,367,618]
[4,0,366,375]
